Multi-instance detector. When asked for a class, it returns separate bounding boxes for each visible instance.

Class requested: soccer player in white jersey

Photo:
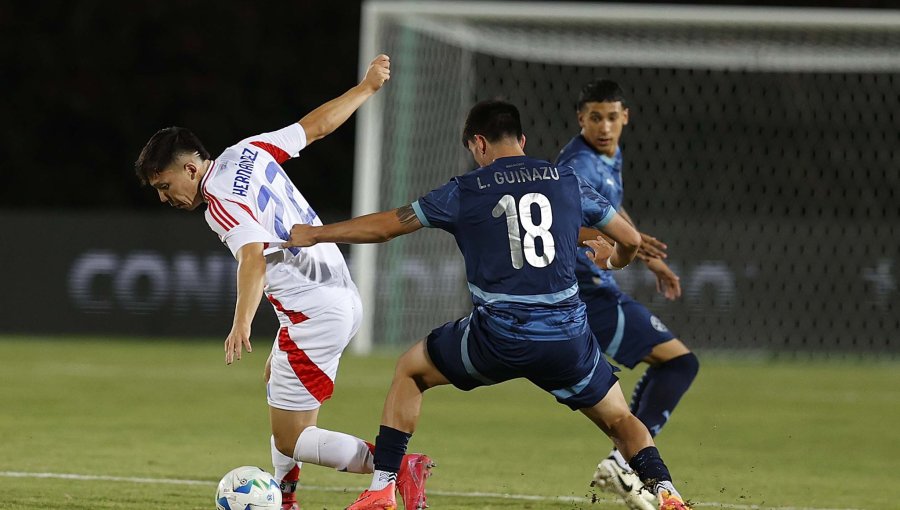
[134,55,433,510]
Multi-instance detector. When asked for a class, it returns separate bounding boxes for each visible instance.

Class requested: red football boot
[658,490,693,510]
[345,482,397,510]
[396,454,435,510]
[280,465,301,510]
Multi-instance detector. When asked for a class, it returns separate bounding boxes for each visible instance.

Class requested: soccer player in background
[287,100,694,510]
[134,55,431,510]
[556,79,700,510]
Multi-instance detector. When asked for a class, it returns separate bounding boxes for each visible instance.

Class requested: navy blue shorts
[425,312,619,411]
[581,290,677,369]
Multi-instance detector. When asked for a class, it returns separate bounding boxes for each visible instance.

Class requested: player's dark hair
[461,100,523,148]
[577,79,626,111]
[134,127,210,184]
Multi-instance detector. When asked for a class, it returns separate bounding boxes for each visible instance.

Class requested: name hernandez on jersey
[200,123,357,317]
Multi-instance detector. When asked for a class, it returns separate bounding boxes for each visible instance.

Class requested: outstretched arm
[598,213,642,269]
[579,225,667,260]
[224,242,266,365]
[582,213,642,270]
[583,222,679,296]
[645,257,682,300]
[299,54,391,145]
[285,204,423,247]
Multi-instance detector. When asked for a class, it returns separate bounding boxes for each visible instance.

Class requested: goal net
[351,1,900,355]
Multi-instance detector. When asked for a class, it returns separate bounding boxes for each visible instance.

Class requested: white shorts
[266,291,362,411]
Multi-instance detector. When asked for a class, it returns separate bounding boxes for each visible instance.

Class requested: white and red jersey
[201,123,358,319]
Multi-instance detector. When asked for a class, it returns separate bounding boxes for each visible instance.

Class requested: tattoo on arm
[396,204,417,225]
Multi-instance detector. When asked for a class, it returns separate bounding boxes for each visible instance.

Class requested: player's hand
[284,224,318,248]
[361,54,391,92]
[264,351,273,383]
[645,257,681,300]
[224,322,253,365]
[584,237,615,269]
[638,231,667,259]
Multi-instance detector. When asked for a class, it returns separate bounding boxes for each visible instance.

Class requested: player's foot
[658,489,692,510]
[397,453,435,509]
[345,482,397,510]
[590,455,657,510]
[280,465,301,510]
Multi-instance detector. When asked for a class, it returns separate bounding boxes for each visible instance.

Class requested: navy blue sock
[628,446,671,484]
[630,352,699,436]
[373,425,412,473]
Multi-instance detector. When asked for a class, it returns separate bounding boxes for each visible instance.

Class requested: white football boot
[590,454,658,510]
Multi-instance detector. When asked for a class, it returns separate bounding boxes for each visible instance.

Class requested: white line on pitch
[0,471,864,510]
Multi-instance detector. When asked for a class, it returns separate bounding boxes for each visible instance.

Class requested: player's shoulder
[221,137,276,165]
[229,125,305,165]
[435,172,466,191]
[557,135,593,160]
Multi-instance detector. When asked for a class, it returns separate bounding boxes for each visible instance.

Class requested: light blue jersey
[418,155,623,410]
[412,156,615,342]
[557,135,624,295]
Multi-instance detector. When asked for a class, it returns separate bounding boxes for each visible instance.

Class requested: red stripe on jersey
[224,198,258,222]
[277,327,334,404]
[267,294,310,325]
[214,197,238,228]
[205,197,233,231]
[208,211,231,231]
[250,141,291,164]
[200,162,237,232]
[209,196,239,226]
[206,196,235,230]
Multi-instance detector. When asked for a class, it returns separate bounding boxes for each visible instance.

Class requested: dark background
[2,0,898,218]
[1,0,896,347]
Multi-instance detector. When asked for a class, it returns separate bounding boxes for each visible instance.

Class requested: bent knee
[603,402,635,430]
[672,351,700,379]
[585,395,633,431]
[393,340,443,392]
[273,425,315,458]
[273,434,298,458]
[393,340,428,376]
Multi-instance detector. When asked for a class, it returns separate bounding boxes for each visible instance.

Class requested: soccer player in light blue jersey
[287,100,693,510]
[557,79,700,510]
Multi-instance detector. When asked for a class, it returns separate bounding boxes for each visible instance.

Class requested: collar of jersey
[200,159,218,196]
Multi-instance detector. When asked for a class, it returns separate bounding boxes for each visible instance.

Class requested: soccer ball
[215,466,281,510]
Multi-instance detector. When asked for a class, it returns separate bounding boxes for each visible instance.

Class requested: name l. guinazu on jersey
[411,155,616,342]
[201,123,357,318]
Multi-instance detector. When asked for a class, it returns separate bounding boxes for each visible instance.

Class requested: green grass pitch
[0,336,897,509]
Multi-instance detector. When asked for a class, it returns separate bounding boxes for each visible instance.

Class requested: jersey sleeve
[410,179,461,232]
[578,176,617,229]
[205,191,283,257]
[238,123,308,164]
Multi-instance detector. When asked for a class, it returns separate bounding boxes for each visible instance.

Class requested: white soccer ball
[215,466,281,510]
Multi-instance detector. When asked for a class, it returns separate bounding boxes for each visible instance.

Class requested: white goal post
[351,1,900,354]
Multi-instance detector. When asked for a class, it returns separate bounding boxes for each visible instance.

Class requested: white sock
[610,448,632,472]
[271,435,300,484]
[369,469,397,491]
[654,480,681,498]
[293,426,374,474]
